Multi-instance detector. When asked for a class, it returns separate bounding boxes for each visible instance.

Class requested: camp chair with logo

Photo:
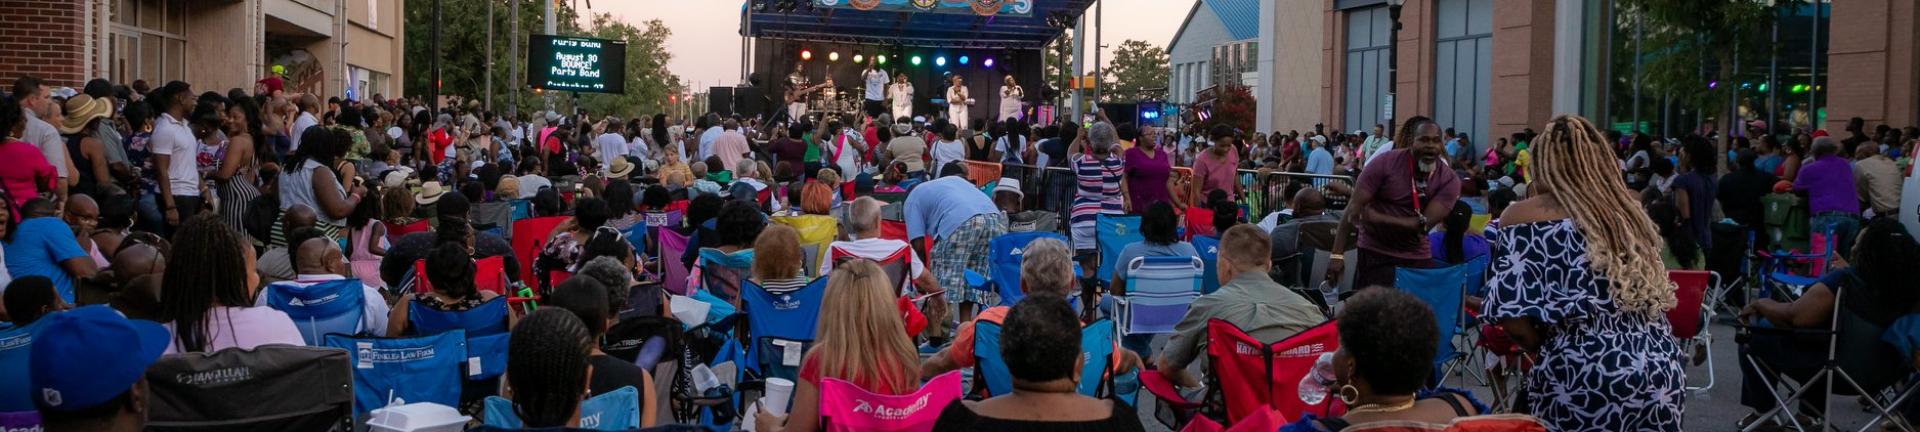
[1118,256,1204,336]
[145,345,353,431]
[387,218,431,244]
[642,210,684,259]
[660,229,694,295]
[973,317,1133,403]
[483,386,641,431]
[973,231,1070,307]
[1738,277,1908,432]
[1184,206,1216,240]
[262,278,371,346]
[1666,270,1719,392]
[740,277,829,381]
[1095,215,1145,286]
[816,370,963,432]
[1393,256,1486,387]
[0,321,39,427]
[323,331,467,417]
[408,295,512,382]
[697,248,756,305]
[511,216,571,284]
[1140,319,1342,428]
[1190,235,1223,295]
[773,215,839,278]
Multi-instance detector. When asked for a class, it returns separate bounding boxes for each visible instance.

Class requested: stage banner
[814,0,1033,17]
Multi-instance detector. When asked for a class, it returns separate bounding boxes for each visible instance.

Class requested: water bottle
[1297,352,1339,405]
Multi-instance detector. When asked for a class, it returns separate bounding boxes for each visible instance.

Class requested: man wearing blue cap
[30,305,169,432]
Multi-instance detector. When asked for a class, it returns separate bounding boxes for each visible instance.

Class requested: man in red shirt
[255,65,286,97]
[427,113,454,163]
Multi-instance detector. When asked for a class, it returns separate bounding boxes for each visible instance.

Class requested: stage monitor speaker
[708,87,735,116]
[731,87,765,120]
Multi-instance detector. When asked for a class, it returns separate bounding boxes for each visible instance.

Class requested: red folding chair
[1667,270,1719,392]
[1183,206,1217,240]
[510,216,570,285]
[1140,319,1343,429]
[412,256,508,295]
[386,219,431,244]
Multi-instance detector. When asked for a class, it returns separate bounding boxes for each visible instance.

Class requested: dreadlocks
[1530,115,1674,316]
[507,308,593,427]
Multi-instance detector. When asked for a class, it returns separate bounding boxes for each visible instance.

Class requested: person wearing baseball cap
[30,305,169,432]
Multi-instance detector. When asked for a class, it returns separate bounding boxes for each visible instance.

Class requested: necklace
[1344,398,1418,415]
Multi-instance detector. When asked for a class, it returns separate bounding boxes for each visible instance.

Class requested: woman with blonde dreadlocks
[1481,115,1683,431]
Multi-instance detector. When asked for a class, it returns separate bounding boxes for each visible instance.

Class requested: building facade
[0,0,403,100]
[1169,0,1259,110]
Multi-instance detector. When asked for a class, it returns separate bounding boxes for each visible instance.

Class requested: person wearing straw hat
[60,95,116,197]
[606,157,636,181]
[414,181,447,207]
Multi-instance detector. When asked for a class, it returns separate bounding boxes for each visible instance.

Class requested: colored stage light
[958,55,970,65]
[983,58,995,68]
[854,54,864,63]
[878,55,888,64]
[911,55,922,66]
[935,56,946,67]
[800,50,813,61]
[830,52,841,62]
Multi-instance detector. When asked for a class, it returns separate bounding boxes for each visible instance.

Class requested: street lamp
[1386,0,1403,138]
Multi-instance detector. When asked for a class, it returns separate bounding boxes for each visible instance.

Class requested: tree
[1101,39,1169,103]
[1619,0,1800,136]
[1200,84,1254,133]
[404,0,583,113]
[575,13,685,118]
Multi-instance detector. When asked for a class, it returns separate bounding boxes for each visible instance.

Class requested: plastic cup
[764,377,796,416]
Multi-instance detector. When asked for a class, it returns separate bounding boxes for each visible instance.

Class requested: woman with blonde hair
[753,259,921,432]
[1482,115,1682,431]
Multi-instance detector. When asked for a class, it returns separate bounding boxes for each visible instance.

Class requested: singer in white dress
[946,75,970,125]
[889,73,915,121]
[998,75,1024,122]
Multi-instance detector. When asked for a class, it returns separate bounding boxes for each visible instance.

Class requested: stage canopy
[742,0,1094,50]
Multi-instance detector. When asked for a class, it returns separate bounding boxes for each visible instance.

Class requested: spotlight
[958,55,970,65]
[800,50,813,61]
[983,58,995,68]
[935,56,946,67]
[877,55,888,64]
[911,55,922,66]
[829,52,840,62]
[853,54,864,63]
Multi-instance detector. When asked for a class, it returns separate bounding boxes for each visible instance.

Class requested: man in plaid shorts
[903,163,1008,344]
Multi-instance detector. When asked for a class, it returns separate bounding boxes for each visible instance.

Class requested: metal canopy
[742,0,1093,50]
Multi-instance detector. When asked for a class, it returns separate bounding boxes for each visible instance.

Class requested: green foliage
[1617,0,1800,116]
[404,0,683,117]
[574,13,684,119]
[1201,85,1254,133]
[1101,39,1169,103]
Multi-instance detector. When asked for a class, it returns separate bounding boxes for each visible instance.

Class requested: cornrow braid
[507,308,593,427]
[1530,115,1675,316]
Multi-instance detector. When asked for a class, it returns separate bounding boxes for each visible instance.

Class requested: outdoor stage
[735,0,1093,127]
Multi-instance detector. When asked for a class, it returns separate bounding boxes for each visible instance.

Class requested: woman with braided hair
[500,308,595,428]
[1481,115,1683,431]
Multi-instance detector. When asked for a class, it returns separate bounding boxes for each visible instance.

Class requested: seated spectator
[920,238,1141,380]
[798,180,834,216]
[1108,202,1198,358]
[755,259,922,432]
[1280,289,1489,431]
[257,234,391,336]
[995,179,1057,233]
[1427,201,1489,265]
[930,295,1148,432]
[688,200,767,288]
[577,256,658,317]
[3,275,66,325]
[603,179,644,231]
[539,196,612,280]
[161,215,303,354]
[545,277,659,427]
[822,197,939,296]
[1157,225,1322,387]
[1737,217,1920,427]
[752,225,809,291]
[387,239,505,336]
[689,162,723,198]
[378,191,518,288]
[257,205,318,283]
[29,306,171,432]
[5,198,98,304]
[493,308,596,429]
[63,194,109,270]
[90,193,138,262]
[676,195,729,269]
[1270,188,1340,265]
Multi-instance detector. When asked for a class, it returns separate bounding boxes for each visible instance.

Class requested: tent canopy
[743,0,1094,50]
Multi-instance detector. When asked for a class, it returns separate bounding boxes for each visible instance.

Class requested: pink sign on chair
[818,371,962,432]
[660,229,692,295]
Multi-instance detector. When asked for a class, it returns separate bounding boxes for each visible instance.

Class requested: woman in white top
[946,75,970,126]
[889,73,915,121]
[160,215,303,354]
[998,75,1024,122]
[929,122,967,174]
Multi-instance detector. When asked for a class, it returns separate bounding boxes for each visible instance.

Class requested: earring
[1338,385,1361,406]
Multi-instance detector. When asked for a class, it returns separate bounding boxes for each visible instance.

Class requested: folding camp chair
[0,321,38,424]
[511,216,570,284]
[961,160,1002,189]
[1878,314,1920,432]
[817,371,963,432]
[974,231,1070,307]
[1184,206,1217,240]
[659,229,693,295]
[829,243,914,295]
[696,248,755,305]
[740,277,829,381]
[145,345,352,431]
[408,255,509,295]
[1666,270,1719,392]
[262,278,372,345]
[1394,256,1488,388]
[1117,256,1204,336]
[973,317,1133,403]
[1095,214,1144,285]
[408,295,512,382]
[484,386,642,431]
[387,218,431,243]
[773,215,839,278]
[324,331,467,417]
[1139,319,1342,429]
[1191,235,1223,295]
[1755,227,1836,300]
[473,201,513,237]
[1739,281,1908,432]
[642,210,684,260]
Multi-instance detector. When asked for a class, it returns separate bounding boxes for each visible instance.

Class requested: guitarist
[785,63,822,122]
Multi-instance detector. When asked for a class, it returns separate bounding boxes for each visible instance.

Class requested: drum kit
[808,86,861,115]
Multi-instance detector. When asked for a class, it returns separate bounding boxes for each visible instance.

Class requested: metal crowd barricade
[1234,170,1354,224]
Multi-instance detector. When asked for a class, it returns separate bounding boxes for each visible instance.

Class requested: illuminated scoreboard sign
[526,34,626,94]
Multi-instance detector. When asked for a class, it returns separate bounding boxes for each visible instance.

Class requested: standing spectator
[1853,143,1902,217]
[5,198,96,303]
[280,126,364,232]
[592,117,629,173]
[713,119,755,175]
[160,215,303,353]
[60,95,113,198]
[0,96,55,210]
[1483,115,1682,431]
[769,124,806,169]
[1717,150,1779,238]
[1121,125,1174,211]
[1327,116,1459,290]
[697,113,723,161]
[1668,137,1718,267]
[903,166,1007,342]
[1793,136,1862,254]
[14,77,69,205]
[1068,123,1125,262]
[886,120,929,179]
[289,94,321,152]
[931,295,1148,432]
[755,260,923,432]
[1778,132,1810,182]
[1305,135,1335,176]
[212,99,263,235]
[1037,123,1078,213]
[1156,225,1321,387]
[148,81,200,229]
[929,123,967,176]
[1191,125,1241,202]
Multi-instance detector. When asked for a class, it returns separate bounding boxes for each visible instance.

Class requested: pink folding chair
[659,229,692,295]
[817,371,962,432]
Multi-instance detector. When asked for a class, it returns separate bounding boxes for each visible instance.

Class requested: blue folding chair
[1757,228,1837,300]
[697,248,756,304]
[973,317,1136,404]
[1191,235,1222,294]
[1117,256,1204,336]
[971,231,1070,307]
[1095,215,1144,285]
[324,331,467,416]
[262,278,370,345]
[1393,256,1487,387]
[484,386,640,431]
[740,277,829,381]
[0,321,41,416]
[407,296,511,381]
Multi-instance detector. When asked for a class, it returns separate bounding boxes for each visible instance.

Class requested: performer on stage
[946,75,971,125]
[998,74,1024,122]
[889,72,914,120]
[786,63,811,120]
[862,59,888,119]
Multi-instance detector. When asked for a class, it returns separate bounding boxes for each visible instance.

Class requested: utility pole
[1092,0,1102,104]
[430,0,441,113]
[1071,12,1085,118]
[487,0,495,111]
[545,0,558,115]
[511,0,520,117]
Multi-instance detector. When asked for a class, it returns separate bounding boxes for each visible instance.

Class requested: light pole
[1385,0,1403,138]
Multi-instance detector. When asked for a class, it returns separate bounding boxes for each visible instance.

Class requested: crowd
[0,71,1917,432]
